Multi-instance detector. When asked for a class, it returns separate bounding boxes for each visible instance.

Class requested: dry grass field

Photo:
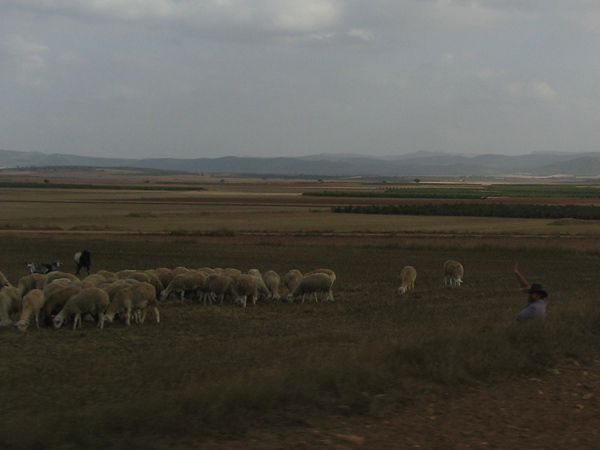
[2,169,600,448]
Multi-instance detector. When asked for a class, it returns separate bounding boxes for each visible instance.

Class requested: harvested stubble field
[3,173,600,449]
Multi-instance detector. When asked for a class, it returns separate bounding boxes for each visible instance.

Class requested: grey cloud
[2,1,600,161]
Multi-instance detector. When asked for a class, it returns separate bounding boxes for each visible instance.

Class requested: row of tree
[331,203,600,220]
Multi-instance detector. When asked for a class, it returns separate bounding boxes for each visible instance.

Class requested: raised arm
[513,262,530,289]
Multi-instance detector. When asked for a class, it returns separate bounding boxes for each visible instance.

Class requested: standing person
[513,262,547,321]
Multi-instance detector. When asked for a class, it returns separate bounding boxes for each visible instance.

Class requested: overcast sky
[1,1,600,160]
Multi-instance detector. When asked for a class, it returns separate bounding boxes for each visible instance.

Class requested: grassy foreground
[1,234,600,448]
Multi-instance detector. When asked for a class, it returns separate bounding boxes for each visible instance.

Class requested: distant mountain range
[1,148,600,178]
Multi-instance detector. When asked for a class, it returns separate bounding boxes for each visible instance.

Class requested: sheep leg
[73,313,81,330]
[97,313,105,329]
[139,308,148,324]
[125,306,132,326]
[153,307,160,323]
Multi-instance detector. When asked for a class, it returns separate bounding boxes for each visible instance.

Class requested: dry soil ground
[208,360,600,449]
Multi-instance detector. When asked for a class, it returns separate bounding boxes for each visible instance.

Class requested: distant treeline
[332,203,600,220]
[0,182,205,191]
[306,184,600,199]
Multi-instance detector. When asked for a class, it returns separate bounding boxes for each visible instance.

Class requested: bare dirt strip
[205,360,600,449]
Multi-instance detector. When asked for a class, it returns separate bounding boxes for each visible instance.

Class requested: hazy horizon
[2,2,600,161]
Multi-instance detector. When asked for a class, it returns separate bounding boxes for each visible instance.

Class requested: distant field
[306,183,600,198]
[2,178,600,237]
[2,172,600,448]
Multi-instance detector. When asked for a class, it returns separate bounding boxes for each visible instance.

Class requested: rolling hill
[1,148,598,178]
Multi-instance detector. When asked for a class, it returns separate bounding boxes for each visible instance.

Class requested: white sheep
[37,271,79,290]
[53,287,110,330]
[0,270,11,289]
[105,282,160,325]
[287,273,335,303]
[222,268,242,278]
[159,271,207,301]
[0,286,21,326]
[263,270,281,300]
[42,280,88,324]
[151,267,175,289]
[398,266,417,295]
[304,269,337,300]
[204,274,238,305]
[234,274,262,307]
[15,289,45,331]
[248,268,262,278]
[283,269,303,295]
[16,273,44,299]
[444,260,464,287]
[96,270,119,282]
[82,273,108,287]
[101,279,138,301]
[116,269,138,279]
[144,270,165,299]
[247,272,270,300]
[305,269,337,283]
[122,271,151,284]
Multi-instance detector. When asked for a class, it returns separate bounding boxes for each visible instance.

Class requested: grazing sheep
[74,250,91,276]
[82,273,108,287]
[17,273,43,299]
[53,287,110,330]
[247,272,270,300]
[398,266,417,295]
[222,268,242,278]
[124,271,151,284]
[96,270,119,282]
[305,269,337,283]
[263,270,281,300]
[37,271,79,290]
[42,281,86,325]
[105,282,160,326]
[0,286,21,326]
[152,268,173,289]
[0,271,10,289]
[444,260,464,287]
[159,271,206,301]
[204,274,238,305]
[15,289,45,331]
[26,261,61,275]
[234,274,260,307]
[248,269,262,278]
[101,279,138,301]
[143,270,165,299]
[116,269,138,279]
[287,273,335,303]
[283,269,303,295]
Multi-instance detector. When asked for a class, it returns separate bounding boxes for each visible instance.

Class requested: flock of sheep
[0,253,338,331]
[0,251,464,331]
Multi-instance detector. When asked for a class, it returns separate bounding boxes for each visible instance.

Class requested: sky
[2,1,600,160]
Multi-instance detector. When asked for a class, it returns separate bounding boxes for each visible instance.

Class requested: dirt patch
[209,360,600,449]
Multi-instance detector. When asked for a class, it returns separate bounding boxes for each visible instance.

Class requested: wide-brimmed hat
[524,283,548,299]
